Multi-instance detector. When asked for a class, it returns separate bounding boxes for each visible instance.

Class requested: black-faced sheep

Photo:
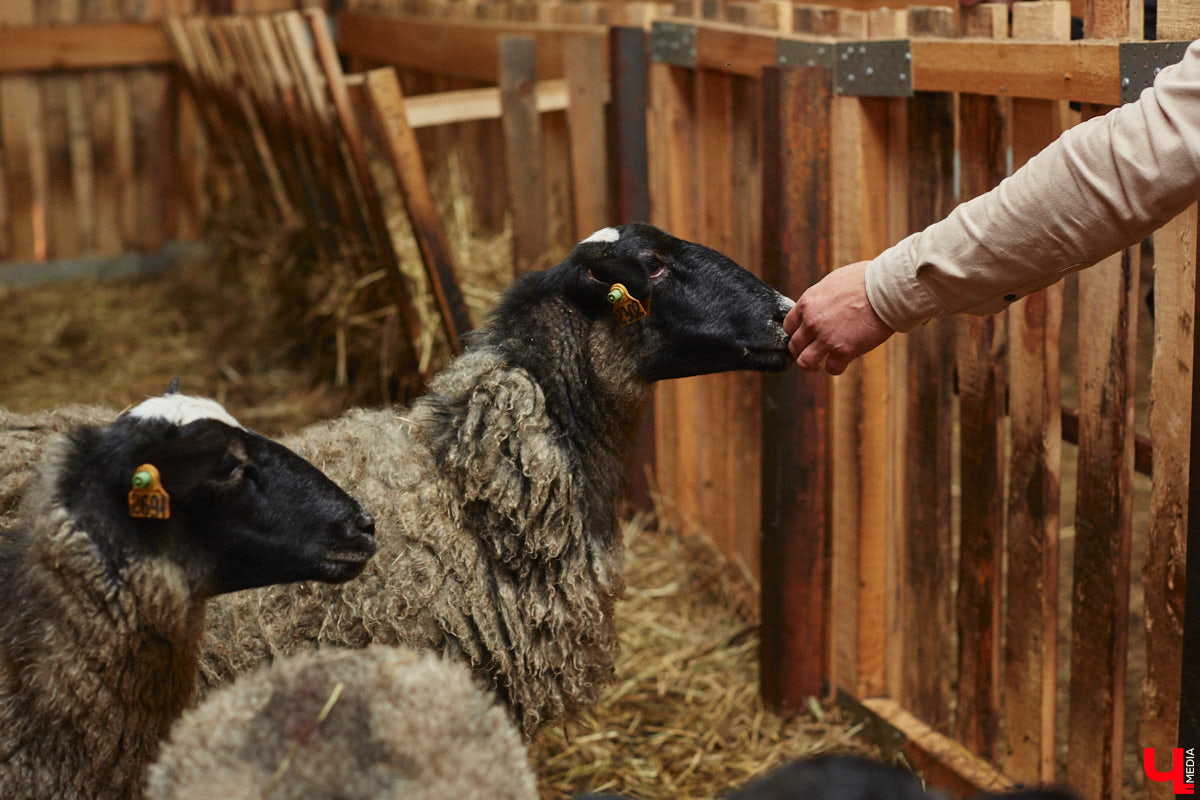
[200,223,795,735]
[0,392,376,800]
[145,645,538,800]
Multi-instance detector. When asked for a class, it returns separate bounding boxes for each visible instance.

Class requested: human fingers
[783,299,804,336]
[794,338,829,372]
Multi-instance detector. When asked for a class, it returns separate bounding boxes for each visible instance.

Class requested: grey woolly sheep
[0,392,376,800]
[200,223,796,736]
[0,404,117,528]
[146,645,538,800]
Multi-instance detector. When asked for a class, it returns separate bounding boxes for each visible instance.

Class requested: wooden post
[760,64,831,710]
[1003,1,1069,785]
[499,34,547,276]
[1184,202,1200,763]
[954,3,1008,762]
[901,4,957,732]
[363,67,474,353]
[0,0,44,260]
[607,27,655,513]
[647,61,697,526]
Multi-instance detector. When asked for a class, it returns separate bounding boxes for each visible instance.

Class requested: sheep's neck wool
[128,395,243,429]
[581,227,620,244]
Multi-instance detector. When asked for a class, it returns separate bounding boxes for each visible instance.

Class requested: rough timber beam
[335,11,608,83]
[0,22,171,72]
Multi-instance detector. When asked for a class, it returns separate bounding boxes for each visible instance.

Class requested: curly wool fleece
[147,645,538,800]
[201,342,639,736]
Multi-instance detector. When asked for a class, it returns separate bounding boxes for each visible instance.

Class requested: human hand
[784,261,895,375]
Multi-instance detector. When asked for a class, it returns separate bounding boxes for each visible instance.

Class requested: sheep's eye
[218,452,245,481]
[647,254,668,281]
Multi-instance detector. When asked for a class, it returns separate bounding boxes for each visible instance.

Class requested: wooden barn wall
[3,2,1197,798]
[336,4,1199,800]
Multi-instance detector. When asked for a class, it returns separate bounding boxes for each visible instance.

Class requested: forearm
[867,39,1200,332]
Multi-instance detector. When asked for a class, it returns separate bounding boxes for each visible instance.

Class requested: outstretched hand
[784,261,895,375]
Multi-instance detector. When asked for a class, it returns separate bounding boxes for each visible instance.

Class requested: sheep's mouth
[318,543,376,581]
[743,345,792,372]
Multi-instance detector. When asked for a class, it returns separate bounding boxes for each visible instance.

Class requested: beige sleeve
[865,39,1200,333]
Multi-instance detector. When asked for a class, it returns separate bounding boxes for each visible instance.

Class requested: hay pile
[530,511,879,800]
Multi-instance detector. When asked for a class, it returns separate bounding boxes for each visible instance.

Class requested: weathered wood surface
[1002,2,1068,785]
[0,22,171,73]
[499,34,548,276]
[759,63,831,710]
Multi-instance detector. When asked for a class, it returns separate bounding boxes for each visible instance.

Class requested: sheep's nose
[355,508,376,537]
[774,295,795,323]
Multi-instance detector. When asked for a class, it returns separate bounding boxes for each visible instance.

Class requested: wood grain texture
[499,34,548,276]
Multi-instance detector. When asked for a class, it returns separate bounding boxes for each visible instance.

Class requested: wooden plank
[609,26,654,514]
[0,22,172,73]
[695,66,734,561]
[901,10,956,732]
[0,0,44,260]
[759,64,831,711]
[1066,181,1139,800]
[38,0,79,259]
[542,109,573,254]
[858,698,1016,797]
[1001,2,1068,785]
[647,61,696,526]
[1183,204,1200,767]
[728,75,762,579]
[953,3,1008,762]
[1158,0,1200,39]
[1141,206,1195,800]
[363,67,474,353]
[304,9,426,366]
[402,79,579,128]
[909,39,1120,105]
[499,34,547,276]
[562,34,610,237]
[611,27,650,225]
[693,22,777,78]
[335,11,606,83]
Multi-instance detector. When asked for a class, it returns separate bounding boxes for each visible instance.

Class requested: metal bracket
[1119,41,1190,104]
[650,21,697,68]
[776,40,837,71]
[834,39,913,97]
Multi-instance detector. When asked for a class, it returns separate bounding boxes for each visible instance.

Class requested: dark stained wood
[954,10,1008,754]
[759,64,831,711]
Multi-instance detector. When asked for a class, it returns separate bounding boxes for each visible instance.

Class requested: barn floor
[0,233,874,800]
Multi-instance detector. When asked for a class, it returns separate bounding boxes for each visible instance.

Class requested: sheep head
[541,223,794,381]
[53,394,376,599]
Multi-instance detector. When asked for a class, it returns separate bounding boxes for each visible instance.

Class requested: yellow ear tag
[128,463,170,520]
[607,283,649,326]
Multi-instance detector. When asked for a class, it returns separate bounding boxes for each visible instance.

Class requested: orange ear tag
[128,463,170,519]
[607,283,649,326]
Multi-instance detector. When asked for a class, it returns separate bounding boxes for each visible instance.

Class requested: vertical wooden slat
[1067,0,1139,792]
[695,66,734,560]
[1183,205,1200,764]
[499,34,547,276]
[1066,164,1139,800]
[954,3,1008,762]
[901,5,957,732]
[1003,1,1069,785]
[647,61,696,522]
[563,33,609,238]
[0,0,44,260]
[1141,206,1195,799]
[363,67,474,353]
[39,0,79,258]
[609,27,654,513]
[611,27,650,225]
[760,64,831,710]
[728,75,762,578]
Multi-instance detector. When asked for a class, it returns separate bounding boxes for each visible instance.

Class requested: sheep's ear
[165,377,181,395]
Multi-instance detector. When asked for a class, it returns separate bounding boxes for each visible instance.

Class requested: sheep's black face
[553,223,794,381]
[62,413,376,598]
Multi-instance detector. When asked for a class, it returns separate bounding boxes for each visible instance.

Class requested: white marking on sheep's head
[128,394,244,429]
[581,227,621,244]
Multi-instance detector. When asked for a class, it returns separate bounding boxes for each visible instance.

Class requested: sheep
[0,390,377,800]
[200,222,796,736]
[145,644,538,800]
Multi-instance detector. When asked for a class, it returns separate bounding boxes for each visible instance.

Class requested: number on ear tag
[128,463,170,519]
[607,283,649,326]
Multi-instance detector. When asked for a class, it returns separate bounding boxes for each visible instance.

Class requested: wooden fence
[0,2,1196,798]
[334,3,1199,798]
